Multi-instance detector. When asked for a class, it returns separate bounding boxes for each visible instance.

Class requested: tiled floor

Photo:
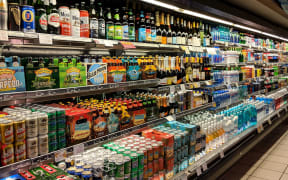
[218,120,288,180]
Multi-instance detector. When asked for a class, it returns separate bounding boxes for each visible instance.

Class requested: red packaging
[59,6,71,36]
[80,10,89,37]
[158,156,164,171]
[164,156,174,171]
[153,159,159,174]
[19,170,36,180]
[147,161,153,177]
[144,164,148,179]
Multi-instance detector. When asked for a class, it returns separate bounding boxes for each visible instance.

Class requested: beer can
[147,161,153,177]
[80,9,89,38]
[59,6,71,36]
[14,140,26,162]
[0,0,8,30]
[70,7,80,37]
[123,156,131,175]
[129,153,138,173]
[48,131,57,152]
[26,137,38,158]
[0,119,14,144]
[25,114,38,138]
[38,135,49,155]
[139,147,147,165]
[153,159,159,174]
[137,150,144,170]
[57,129,66,149]
[8,3,21,31]
[21,5,35,32]
[13,118,26,142]
[115,159,125,178]
[152,143,159,160]
[157,141,164,157]
[37,112,48,135]
[92,162,103,180]
[0,143,14,165]
[138,170,144,180]
[146,146,153,162]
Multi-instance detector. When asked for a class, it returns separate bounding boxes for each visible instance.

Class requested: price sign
[165,115,176,121]
[73,143,84,155]
[220,150,224,158]
[103,40,114,47]
[202,162,208,171]
[170,85,176,93]
[225,42,228,47]
[196,167,202,176]
[0,30,8,41]
[39,33,53,45]
[54,149,67,162]
[120,41,136,49]
[268,119,272,125]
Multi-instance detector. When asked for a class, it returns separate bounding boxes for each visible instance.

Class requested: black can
[8,3,21,31]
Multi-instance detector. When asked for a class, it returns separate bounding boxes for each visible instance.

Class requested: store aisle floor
[218,120,288,180]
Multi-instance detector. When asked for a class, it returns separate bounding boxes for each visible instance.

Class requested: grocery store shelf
[0,79,159,107]
[172,103,288,180]
[0,103,212,178]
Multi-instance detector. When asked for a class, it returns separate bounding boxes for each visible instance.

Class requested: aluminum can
[59,6,71,36]
[0,0,8,30]
[21,5,35,32]
[70,7,80,37]
[8,3,20,31]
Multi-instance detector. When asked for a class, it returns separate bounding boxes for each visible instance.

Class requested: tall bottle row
[1,0,288,50]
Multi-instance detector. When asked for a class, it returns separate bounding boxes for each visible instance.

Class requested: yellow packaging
[13,119,26,142]
[0,119,14,144]
[0,143,14,165]
[14,140,26,162]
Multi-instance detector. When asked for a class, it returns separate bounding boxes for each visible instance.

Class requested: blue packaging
[0,174,25,180]
[21,5,35,33]
[0,66,26,93]
[84,63,107,85]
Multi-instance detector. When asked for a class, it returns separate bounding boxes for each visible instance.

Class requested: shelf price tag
[0,30,8,41]
[202,162,208,171]
[39,33,53,45]
[196,166,202,176]
[54,149,67,162]
[268,119,272,125]
[103,40,114,47]
[120,41,136,49]
[165,115,176,121]
[220,150,224,158]
[73,143,84,155]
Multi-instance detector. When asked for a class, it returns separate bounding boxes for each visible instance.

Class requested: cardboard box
[0,67,26,93]
[84,63,107,85]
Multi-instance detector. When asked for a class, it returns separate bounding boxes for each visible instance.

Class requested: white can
[25,114,38,138]
[70,7,80,37]
[38,135,49,155]
[59,6,71,36]
[26,137,38,158]
[37,112,48,135]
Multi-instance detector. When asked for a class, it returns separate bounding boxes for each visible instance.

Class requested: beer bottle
[171,15,176,44]
[105,8,114,40]
[97,2,105,39]
[0,0,8,30]
[167,14,172,44]
[145,12,151,42]
[155,11,162,44]
[138,11,146,42]
[35,0,47,33]
[80,1,89,38]
[0,56,6,67]
[70,3,80,37]
[128,9,135,41]
[121,7,128,41]
[89,0,98,38]
[160,12,167,44]
[47,0,60,34]
[150,13,156,42]
[114,8,122,40]
[8,0,20,31]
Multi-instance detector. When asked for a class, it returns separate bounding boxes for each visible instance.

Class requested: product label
[151,29,156,42]
[86,63,107,85]
[127,65,141,81]
[133,109,146,126]
[90,18,98,38]
[114,25,123,40]
[142,65,157,80]
[107,113,119,133]
[39,13,47,31]
[22,10,34,23]
[138,27,146,42]
[33,68,55,89]
[122,24,128,40]
[106,24,114,39]
[156,35,162,43]
[146,28,151,42]
[48,13,60,28]
[70,9,80,37]
[93,116,106,136]
[98,19,105,38]
[206,38,210,46]
[80,10,89,37]
[167,37,172,44]
[128,26,135,41]
[176,36,181,45]
[172,37,176,44]
[59,7,70,35]
[40,165,57,174]
[73,118,90,140]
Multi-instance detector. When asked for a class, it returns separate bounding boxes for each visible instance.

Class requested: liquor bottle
[138,11,146,42]
[70,3,80,37]
[159,55,167,85]
[171,15,176,44]
[105,8,114,40]
[171,56,177,84]
[145,12,151,42]
[176,17,182,45]
[80,2,89,38]
[122,7,128,41]
[205,24,211,46]
[114,8,122,40]
[135,12,140,42]
[89,0,98,38]
[187,21,192,45]
[180,56,186,83]
[196,21,201,46]
[155,11,162,44]
[35,0,47,33]
[128,9,135,41]
[181,18,186,45]
[150,13,156,42]
[192,20,197,46]
[97,2,105,39]
[47,0,60,34]
[160,12,167,44]
[167,14,172,44]
[200,21,205,46]
[0,0,7,30]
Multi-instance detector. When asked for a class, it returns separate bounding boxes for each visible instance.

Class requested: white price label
[202,162,208,171]
[268,119,272,125]
[39,33,53,45]
[165,115,176,121]
[0,30,8,41]
[196,167,202,176]
[180,84,186,91]
[73,143,84,155]
[225,42,228,47]
[54,149,67,162]
[170,86,176,93]
[103,40,114,47]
